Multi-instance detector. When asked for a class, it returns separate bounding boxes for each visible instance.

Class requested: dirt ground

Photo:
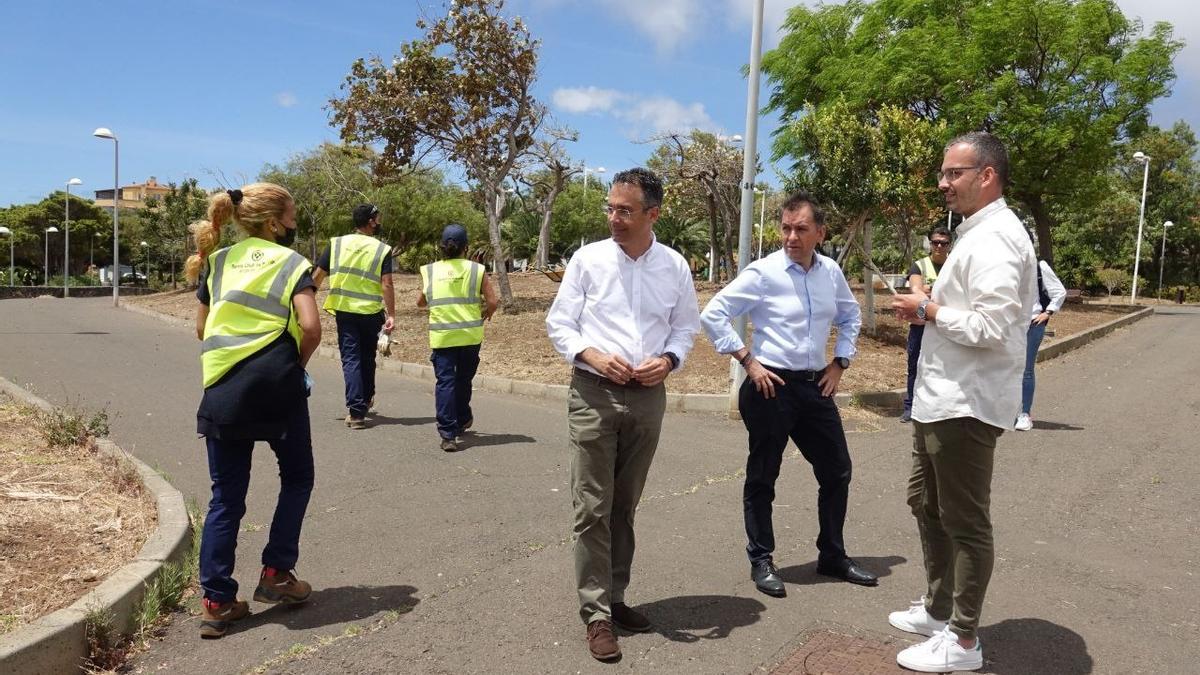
[0,399,155,635]
[133,272,1135,394]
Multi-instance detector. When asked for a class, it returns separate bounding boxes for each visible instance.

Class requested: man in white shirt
[545,167,700,662]
[890,132,1037,673]
[700,191,878,599]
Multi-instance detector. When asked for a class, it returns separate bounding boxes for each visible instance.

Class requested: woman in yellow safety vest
[417,224,498,452]
[184,183,321,639]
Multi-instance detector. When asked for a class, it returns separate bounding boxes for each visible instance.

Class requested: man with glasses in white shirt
[546,167,700,662]
[889,132,1037,673]
[700,191,877,601]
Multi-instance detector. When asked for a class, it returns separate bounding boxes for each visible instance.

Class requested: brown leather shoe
[611,602,652,632]
[586,619,621,661]
[199,598,249,639]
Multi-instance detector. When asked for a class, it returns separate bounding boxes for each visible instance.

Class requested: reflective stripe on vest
[201,239,309,387]
[323,233,388,315]
[915,257,940,287]
[421,259,484,348]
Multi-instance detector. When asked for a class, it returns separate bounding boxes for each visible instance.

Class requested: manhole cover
[771,630,907,675]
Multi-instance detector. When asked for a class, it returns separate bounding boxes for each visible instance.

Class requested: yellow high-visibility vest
[201,238,310,387]
[323,233,390,315]
[915,257,940,288]
[420,258,485,348]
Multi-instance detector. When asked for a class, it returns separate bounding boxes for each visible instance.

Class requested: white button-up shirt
[700,250,861,371]
[913,198,1038,429]
[1032,260,1067,319]
[546,237,700,374]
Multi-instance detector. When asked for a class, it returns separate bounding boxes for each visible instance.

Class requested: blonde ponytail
[184,184,293,284]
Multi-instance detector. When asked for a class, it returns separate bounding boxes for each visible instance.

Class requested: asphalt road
[1,298,1197,674]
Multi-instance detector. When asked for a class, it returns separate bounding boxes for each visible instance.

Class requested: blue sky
[1,0,1196,207]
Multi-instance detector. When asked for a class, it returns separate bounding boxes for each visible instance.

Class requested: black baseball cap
[352,204,379,228]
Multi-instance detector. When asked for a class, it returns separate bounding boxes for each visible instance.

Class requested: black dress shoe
[817,558,878,586]
[611,602,653,632]
[751,560,786,597]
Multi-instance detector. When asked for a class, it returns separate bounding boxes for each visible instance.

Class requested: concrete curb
[0,378,191,675]
[118,300,1154,418]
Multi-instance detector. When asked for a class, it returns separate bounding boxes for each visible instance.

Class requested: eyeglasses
[937,166,980,182]
[930,240,951,248]
[602,204,651,219]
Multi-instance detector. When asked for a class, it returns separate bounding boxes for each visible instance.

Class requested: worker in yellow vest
[185,183,321,639]
[312,204,395,429]
[902,225,952,422]
[417,224,498,451]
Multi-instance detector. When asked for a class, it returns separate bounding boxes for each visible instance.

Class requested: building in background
[93,177,172,210]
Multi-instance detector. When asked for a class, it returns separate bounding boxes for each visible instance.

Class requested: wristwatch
[916,299,931,321]
[834,356,850,370]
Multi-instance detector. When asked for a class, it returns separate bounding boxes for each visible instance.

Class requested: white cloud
[1116,0,1200,75]
[596,0,705,54]
[275,92,298,108]
[552,86,628,114]
[617,96,718,135]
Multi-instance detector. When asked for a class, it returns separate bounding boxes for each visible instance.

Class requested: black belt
[572,367,650,389]
[762,364,826,382]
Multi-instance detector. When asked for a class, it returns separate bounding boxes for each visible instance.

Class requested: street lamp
[754,187,767,258]
[44,226,60,285]
[140,240,149,285]
[94,127,119,306]
[64,177,82,297]
[1158,220,1174,301]
[1131,151,1151,303]
[582,164,605,192]
[91,231,103,269]
[0,226,12,286]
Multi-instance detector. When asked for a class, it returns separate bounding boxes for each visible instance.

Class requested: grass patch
[32,404,110,448]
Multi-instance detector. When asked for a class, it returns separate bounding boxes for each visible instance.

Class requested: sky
[0,0,1196,208]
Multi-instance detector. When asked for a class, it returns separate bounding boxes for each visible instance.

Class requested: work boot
[346,416,368,430]
[199,597,249,639]
[253,567,312,604]
[440,437,459,452]
[586,619,621,661]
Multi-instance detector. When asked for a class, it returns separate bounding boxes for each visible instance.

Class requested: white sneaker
[897,627,983,672]
[888,598,948,637]
[1014,413,1033,431]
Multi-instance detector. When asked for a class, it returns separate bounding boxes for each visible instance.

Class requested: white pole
[64,185,70,296]
[113,140,120,305]
[1158,221,1172,301]
[44,230,50,285]
[728,0,765,417]
[758,188,766,258]
[1131,156,1149,303]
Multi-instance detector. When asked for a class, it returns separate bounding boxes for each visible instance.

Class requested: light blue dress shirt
[700,249,861,371]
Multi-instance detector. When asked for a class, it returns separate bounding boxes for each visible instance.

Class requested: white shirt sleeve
[831,262,861,359]
[700,266,763,354]
[1040,261,1068,313]
[662,261,701,368]
[545,257,590,366]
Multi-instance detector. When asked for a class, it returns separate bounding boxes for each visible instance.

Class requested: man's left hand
[632,355,672,387]
[383,315,395,333]
[892,290,928,324]
[819,362,845,397]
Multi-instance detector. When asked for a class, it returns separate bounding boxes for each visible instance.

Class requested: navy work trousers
[199,405,314,602]
[431,344,481,440]
[336,311,385,418]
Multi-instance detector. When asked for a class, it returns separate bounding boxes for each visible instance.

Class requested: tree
[516,127,581,268]
[138,179,209,287]
[330,0,544,309]
[763,0,1183,264]
[1095,266,1131,300]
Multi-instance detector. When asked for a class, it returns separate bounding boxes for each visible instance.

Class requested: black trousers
[738,369,852,566]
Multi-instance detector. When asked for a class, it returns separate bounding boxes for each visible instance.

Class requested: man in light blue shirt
[701,191,877,599]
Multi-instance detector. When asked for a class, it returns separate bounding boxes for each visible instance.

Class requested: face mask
[276,226,297,247]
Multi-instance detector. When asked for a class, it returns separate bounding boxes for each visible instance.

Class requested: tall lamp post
[94,127,119,306]
[582,164,605,192]
[1131,151,1151,303]
[754,187,767,258]
[0,226,12,286]
[1157,220,1174,301]
[140,241,149,285]
[44,226,59,285]
[91,231,103,269]
[64,177,82,296]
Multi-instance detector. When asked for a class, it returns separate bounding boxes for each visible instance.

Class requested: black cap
[352,204,379,228]
[441,224,468,246]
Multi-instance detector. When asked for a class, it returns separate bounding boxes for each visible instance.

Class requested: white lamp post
[94,127,119,305]
[140,240,149,285]
[44,226,60,285]
[1158,220,1173,301]
[64,178,82,296]
[1131,151,1151,303]
[582,164,606,192]
[91,231,103,269]
[0,226,12,286]
[754,187,767,258]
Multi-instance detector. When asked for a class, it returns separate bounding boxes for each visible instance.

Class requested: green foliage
[395,242,440,273]
[763,0,1184,264]
[1095,267,1132,296]
[33,404,110,448]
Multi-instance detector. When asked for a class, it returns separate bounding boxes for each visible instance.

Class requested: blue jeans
[431,344,481,440]
[199,405,314,602]
[1022,321,1048,414]
[336,311,385,418]
[904,324,925,413]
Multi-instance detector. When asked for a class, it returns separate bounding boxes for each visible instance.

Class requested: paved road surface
[1,298,1196,673]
